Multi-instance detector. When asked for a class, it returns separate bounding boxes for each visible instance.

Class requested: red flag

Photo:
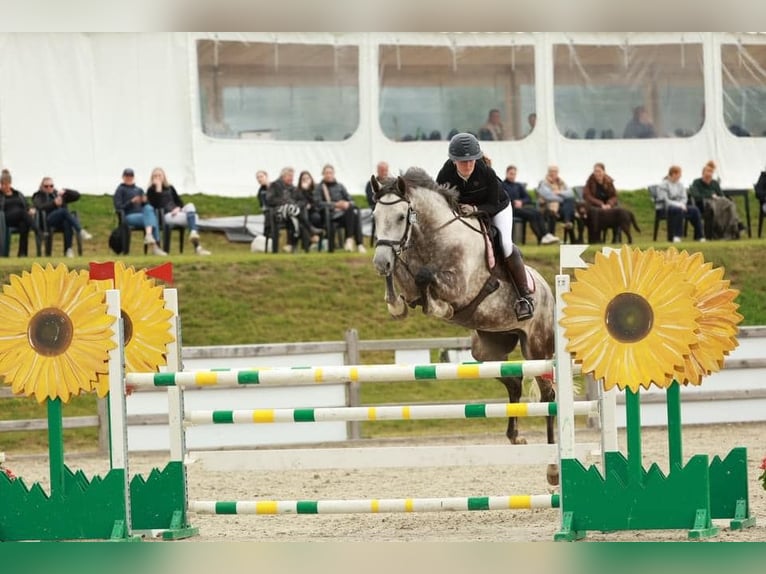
[146,262,173,285]
[89,261,115,281]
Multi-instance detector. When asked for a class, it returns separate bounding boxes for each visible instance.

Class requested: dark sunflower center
[121,310,134,345]
[28,308,73,357]
[604,292,653,343]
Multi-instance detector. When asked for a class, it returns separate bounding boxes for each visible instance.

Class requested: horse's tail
[631,211,641,232]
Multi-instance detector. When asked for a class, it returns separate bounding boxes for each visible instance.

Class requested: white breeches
[492,203,515,257]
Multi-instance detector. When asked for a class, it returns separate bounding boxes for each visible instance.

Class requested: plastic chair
[157,208,186,254]
[36,209,83,256]
[115,210,149,255]
[0,211,42,257]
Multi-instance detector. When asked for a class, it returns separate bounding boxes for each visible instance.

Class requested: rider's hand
[459,204,477,216]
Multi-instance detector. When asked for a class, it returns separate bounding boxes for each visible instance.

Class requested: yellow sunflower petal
[91,262,174,397]
[662,249,743,385]
[0,264,116,403]
[562,246,700,392]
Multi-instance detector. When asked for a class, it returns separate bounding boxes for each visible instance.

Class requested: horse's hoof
[387,299,408,319]
[546,463,560,486]
[510,437,528,445]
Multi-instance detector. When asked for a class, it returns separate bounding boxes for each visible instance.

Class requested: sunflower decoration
[0,263,116,403]
[93,262,174,397]
[662,248,742,386]
[560,246,701,392]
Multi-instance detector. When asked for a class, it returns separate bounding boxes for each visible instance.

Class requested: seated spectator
[582,162,636,243]
[689,160,743,240]
[32,177,93,258]
[623,105,657,139]
[314,164,366,253]
[527,112,537,134]
[729,124,751,137]
[656,165,704,243]
[256,170,269,209]
[364,161,389,211]
[755,165,766,214]
[501,165,559,245]
[266,167,307,253]
[536,165,576,236]
[479,108,506,141]
[146,167,211,256]
[0,169,38,257]
[113,168,166,256]
[295,170,325,251]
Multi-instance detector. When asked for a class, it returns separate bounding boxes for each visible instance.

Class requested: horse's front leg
[416,266,455,320]
[384,274,408,319]
[421,286,453,319]
[386,295,408,319]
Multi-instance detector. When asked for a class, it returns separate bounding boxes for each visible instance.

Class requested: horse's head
[372,175,412,276]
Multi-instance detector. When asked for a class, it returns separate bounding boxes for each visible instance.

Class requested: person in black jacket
[501,165,560,245]
[755,167,766,216]
[146,167,210,255]
[0,169,38,257]
[32,177,92,258]
[435,133,535,320]
[113,168,166,255]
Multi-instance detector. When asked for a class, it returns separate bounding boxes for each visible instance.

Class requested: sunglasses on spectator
[43,184,54,188]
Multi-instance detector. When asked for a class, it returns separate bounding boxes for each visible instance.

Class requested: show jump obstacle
[0,247,756,541]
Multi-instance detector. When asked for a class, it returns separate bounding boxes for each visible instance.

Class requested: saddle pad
[526,268,536,293]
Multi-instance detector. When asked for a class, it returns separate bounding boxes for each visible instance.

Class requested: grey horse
[371,167,558,485]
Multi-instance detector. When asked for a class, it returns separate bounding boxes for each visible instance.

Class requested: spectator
[656,165,704,243]
[314,164,366,253]
[436,133,535,321]
[146,167,211,256]
[256,170,269,209]
[266,167,304,253]
[689,160,743,240]
[295,170,325,250]
[623,105,657,139]
[32,177,93,258]
[0,169,38,257]
[501,165,559,245]
[755,165,766,214]
[479,108,506,141]
[582,162,636,243]
[113,168,166,256]
[527,112,537,134]
[536,165,576,236]
[364,161,389,211]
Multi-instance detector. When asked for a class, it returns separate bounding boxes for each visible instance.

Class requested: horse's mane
[374,166,459,211]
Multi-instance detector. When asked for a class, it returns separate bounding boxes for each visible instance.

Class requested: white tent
[1,32,764,197]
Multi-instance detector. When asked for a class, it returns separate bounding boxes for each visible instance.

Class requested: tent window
[553,43,704,140]
[722,43,766,138]
[378,44,536,142]
[196,40,359,141]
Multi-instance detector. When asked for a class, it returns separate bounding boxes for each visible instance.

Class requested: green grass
[0,190,764,453]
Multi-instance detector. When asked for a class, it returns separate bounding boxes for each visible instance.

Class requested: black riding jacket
[435,159,509,217]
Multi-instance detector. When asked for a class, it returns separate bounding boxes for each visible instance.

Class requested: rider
[435,133,535,320]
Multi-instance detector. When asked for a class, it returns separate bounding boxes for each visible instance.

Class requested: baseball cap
[122,168,135,177]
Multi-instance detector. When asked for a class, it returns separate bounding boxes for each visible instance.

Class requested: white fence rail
[2,327,765,453]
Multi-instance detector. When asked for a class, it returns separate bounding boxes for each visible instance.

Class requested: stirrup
[514,297,534,321]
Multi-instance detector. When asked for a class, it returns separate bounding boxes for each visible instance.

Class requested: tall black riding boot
[504,248,535,321]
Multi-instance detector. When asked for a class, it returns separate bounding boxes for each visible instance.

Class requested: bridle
[374,193,417,256]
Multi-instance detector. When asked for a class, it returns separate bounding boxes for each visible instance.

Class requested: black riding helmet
[448,132,483,161]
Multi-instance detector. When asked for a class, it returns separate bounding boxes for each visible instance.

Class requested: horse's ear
[396,176,406,195]
[370,175,379,194]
